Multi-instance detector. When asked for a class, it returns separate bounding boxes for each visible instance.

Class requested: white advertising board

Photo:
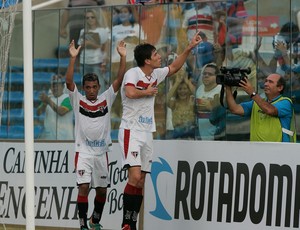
[144,140,300,230]
[1,140,300,230]
[0,142,126,229]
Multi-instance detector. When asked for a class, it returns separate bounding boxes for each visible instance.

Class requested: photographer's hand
[239,78,255,96]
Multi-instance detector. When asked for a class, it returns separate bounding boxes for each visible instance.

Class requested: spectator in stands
[225,73,296,142]
[59,0,106,46]
[253,27,300,94]
[166,1,184,52]
[127,2,167,56]
[187,31,215,85]
[112,7,121,26]
[78,9,110,94]
[212,8,226,47]
[154,44,176,139]
[253,34,299,98]
[271,22,300,75]
[137,0,167,46]
[37,74,74,140]
[225,44,257,92]
[127,0,164,4]
[110,5,146,128]
[226,0,248,48]
[195,63,225,140]
[282,69,300,96]
[111,6,145,65]
[167,67,196,139]
[153,83,168,139]
[181,1,214,44]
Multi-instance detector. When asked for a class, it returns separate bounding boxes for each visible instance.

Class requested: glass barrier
[2,0,300,142]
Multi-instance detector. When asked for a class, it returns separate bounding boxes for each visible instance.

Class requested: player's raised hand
[188,32,203,49]
[117,40,127,57]
[69,40,81,58]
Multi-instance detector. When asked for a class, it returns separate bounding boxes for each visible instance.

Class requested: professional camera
[216,67,251,87]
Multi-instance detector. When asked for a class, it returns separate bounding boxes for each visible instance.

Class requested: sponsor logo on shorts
[131,151,138,158]
[78,170,85,176]
[138,115,153,125]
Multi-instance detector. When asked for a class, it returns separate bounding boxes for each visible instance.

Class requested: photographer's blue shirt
[240,95,293,142]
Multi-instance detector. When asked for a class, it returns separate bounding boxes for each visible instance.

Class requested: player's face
[148,50,162,68]
[83,80,100,101]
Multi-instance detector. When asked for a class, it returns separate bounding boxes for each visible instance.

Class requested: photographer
[225,73,296,142]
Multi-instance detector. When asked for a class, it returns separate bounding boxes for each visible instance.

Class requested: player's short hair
[134,43,156,67]
[82,73,99,86]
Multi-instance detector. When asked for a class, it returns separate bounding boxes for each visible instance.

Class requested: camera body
[216,67,251,87]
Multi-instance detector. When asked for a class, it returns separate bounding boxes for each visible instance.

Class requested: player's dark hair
[82,73,99,86]
[134,43,156,67]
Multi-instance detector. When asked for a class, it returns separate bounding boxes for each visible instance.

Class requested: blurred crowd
[5,0,300,141]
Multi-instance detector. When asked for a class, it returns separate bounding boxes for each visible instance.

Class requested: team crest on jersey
[131,151,138,158]
[98,106,104,113]
[78,170,85,176]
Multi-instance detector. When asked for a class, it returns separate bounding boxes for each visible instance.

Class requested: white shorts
[118,128,153,173]
[75,152,110,188]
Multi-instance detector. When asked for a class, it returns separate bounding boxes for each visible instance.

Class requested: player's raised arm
[112,41,127,93]
[66,40,81,91]
[168,33,202,76]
